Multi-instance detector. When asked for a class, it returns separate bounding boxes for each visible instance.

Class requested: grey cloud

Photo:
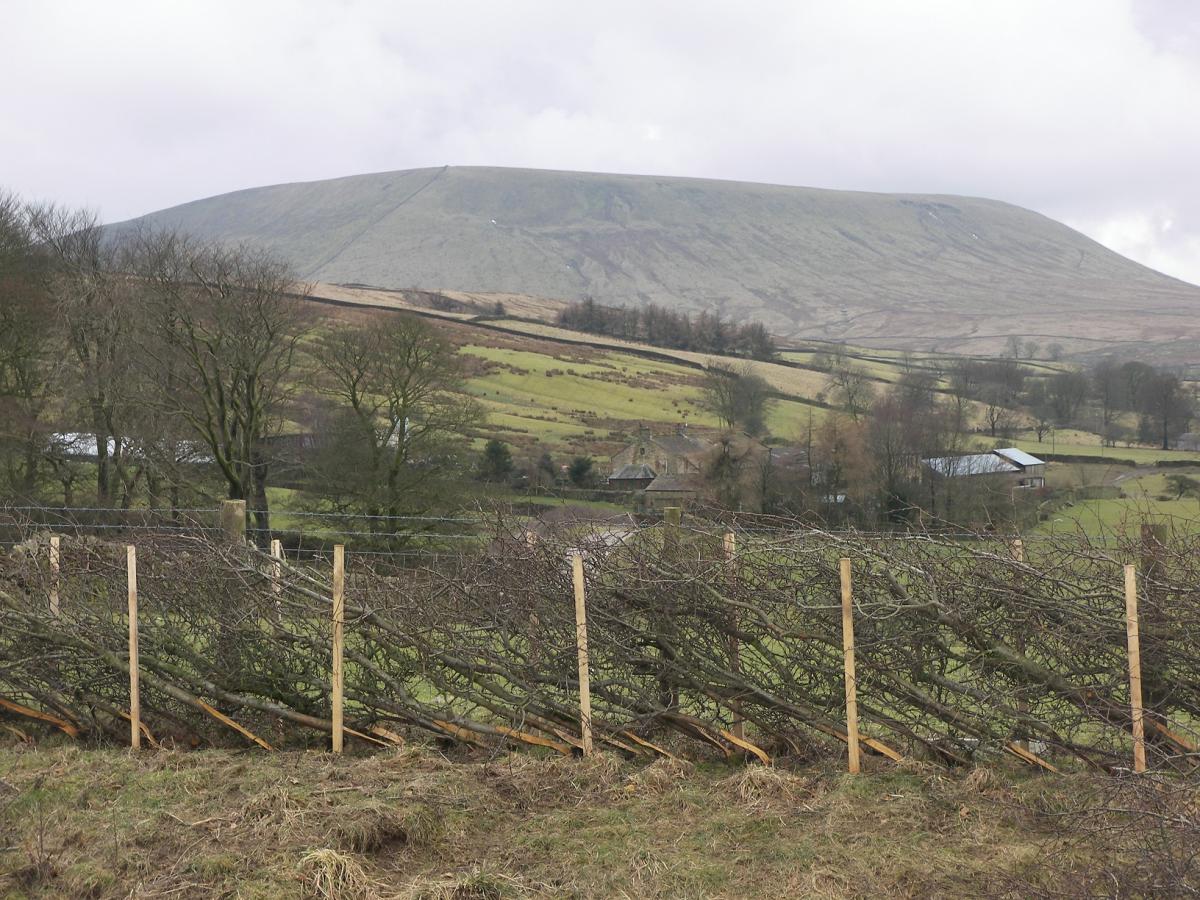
[3,0,1198,284]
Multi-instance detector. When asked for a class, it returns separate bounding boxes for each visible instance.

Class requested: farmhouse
[610,425,712,477]
[607,425,714,505]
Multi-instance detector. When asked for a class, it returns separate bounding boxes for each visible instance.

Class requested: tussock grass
[719,765,816,808]
[400,867,525,900]
[626,756,694,795]
[330,803,442,854]
[299,848,375,899]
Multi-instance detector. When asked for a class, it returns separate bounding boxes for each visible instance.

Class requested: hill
[114,165,1200,359]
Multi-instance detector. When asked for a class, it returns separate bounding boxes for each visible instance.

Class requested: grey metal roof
[923,453,1020,477]
[993,447,1045,468]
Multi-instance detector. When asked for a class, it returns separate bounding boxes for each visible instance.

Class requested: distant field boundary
[1037,452,1139,467]
[1032,452,1200,469]
[301,289,837,410]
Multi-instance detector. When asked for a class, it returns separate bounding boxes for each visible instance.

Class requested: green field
[459,342,824,456]
[1038,467,1200,535]
[1008,430,1200,464]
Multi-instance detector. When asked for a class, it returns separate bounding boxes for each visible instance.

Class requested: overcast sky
[4,0,1199,284]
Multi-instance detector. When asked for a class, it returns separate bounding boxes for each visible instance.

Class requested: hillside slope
[115,166,1200,356]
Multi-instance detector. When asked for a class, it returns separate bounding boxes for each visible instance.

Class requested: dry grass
[719,765,817,809]
[0,741,1174,898]
[299,848,376,900]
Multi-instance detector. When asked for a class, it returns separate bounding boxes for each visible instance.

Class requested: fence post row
[571,552,594,756]
[26,517,1175,777]
[331,544,345,754]
[126,545,141,751]
[1124,563,1147,773]
[839,557,861,775]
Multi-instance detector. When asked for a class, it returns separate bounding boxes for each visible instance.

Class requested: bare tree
[981,385,1017,438]
[700,360,772,435]
[27,203,137,505]
[137,235,311,538]
[308,314,482,526]
[827,361,874,421]
[1137,370,1194,450]
[0,192,60,500]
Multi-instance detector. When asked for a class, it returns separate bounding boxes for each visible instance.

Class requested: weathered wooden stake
[219,499,247,542]
[1124,563,1147,773]
[840,557,861,774]
[270,538,283,598]
[127,545,141,750]
[48,535,61,618]
[724,531,745,741]
[331,544,345,754]
[571,552,593,756]
[1011,538,1028,751]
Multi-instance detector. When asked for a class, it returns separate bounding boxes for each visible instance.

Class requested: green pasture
[1008,431,1200,464]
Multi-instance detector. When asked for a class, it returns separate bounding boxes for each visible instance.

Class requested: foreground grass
[0,743,1119,898]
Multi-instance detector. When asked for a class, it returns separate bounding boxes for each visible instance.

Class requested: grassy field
[1039,466,1200,535]
[0,743,1129,898]
[1006,429,1200,464]
[458,339,822,457]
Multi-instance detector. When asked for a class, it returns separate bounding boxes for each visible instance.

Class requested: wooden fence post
[49,535,61,618]
[1011,538,1028,750]
[219,499,247,543]
[270,538,283,598]
[127,545,141,751]
[655,506,682,711]
[840,557,861,774]
[1124,563,1147,773]
[331,544,345,753]
[571,552,593,756]
[724,531,744,741]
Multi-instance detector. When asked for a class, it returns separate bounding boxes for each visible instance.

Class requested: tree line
[0,192,484,537]
[557,296,777,360]
[944,357,1194,450]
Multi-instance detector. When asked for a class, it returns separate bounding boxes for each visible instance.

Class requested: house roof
[993,447,1045,468]
[645,474,702,492]
[610,463,657,481]
[923,453,1021,477]
[646,431,711,457]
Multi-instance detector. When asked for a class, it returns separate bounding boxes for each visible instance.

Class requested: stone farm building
[608,425,711,507]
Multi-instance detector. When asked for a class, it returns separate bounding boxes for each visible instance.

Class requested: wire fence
[2,510,1198,778]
